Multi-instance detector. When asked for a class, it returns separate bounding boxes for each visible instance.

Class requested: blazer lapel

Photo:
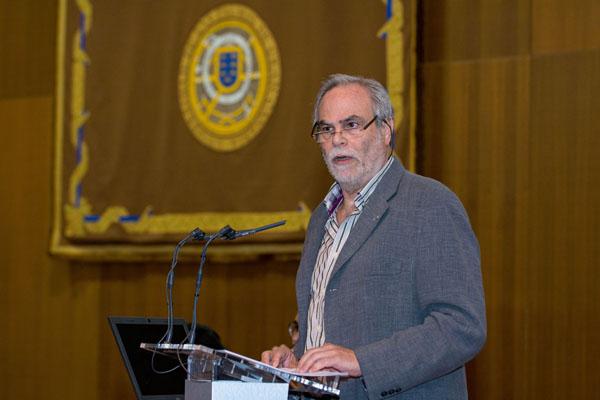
[303,205,328,270]
[297,204,328,304]
[329,158,405,278]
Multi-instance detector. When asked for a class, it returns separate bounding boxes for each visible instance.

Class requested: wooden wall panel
[0,96,54,398]
[0,97,97,397]
[420,0,530,62]
[532,0,600,54]
[0,0,57,98]
[527,51,600,399]
[0,96,107,399]
[420,58,531,399]
[419,1,600,399]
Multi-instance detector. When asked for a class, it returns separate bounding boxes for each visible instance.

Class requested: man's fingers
[262,345,295,368]
[271,350,283,367]
[260,350,273,364]
[297,346,331,372]
[297,344,361,377]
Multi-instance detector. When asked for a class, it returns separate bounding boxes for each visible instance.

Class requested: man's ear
[386,118,394,148]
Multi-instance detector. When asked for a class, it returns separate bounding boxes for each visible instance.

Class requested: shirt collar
[323,156,394,216]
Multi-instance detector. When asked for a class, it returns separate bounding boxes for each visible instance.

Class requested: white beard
[322,132,388,195]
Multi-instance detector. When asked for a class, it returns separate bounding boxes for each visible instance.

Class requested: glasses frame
[310,115,391,143]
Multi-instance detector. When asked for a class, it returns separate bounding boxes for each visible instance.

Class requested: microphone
[163,227,206,344]
[188,225,232,345]
[222,220,286,240]
[187,220,286,344]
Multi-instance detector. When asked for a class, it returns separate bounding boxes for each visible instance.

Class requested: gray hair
[312,74,394,129]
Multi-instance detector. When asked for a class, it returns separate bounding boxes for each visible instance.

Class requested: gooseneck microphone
[163,227,206,344]
[187,220,286,345]
[221,220,286,240]
[188,225,233,345]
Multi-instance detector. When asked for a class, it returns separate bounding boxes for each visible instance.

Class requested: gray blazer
[295,158,486,399]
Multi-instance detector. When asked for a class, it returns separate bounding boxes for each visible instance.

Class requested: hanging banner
[52,0,416,260]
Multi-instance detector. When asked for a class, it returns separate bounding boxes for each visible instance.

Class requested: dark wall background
[1,1,598,399]
[418,1,599,399]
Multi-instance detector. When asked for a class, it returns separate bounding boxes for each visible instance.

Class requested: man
[262,74,486,399]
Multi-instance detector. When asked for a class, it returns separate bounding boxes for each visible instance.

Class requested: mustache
[324,149,357,163]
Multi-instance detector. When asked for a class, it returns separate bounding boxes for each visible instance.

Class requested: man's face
[317,84,391,195]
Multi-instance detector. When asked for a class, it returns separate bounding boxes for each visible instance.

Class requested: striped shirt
[305,157,394,350]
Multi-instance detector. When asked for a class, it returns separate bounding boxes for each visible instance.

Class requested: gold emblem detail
[178,4,281,151]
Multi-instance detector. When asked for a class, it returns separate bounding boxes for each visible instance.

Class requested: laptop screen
[108,316,189,400]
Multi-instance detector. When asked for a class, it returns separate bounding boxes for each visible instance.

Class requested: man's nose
[331,129,348,146]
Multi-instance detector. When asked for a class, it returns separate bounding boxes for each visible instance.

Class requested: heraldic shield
[215,46,243,93]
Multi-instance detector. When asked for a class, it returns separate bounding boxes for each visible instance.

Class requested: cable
[188,225,233,345]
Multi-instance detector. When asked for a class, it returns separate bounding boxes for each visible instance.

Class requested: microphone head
[220,226,236,240]
[191,228,206,241]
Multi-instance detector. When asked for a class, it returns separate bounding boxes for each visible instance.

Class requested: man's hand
[261,344,298,369]
[297,343,362,377]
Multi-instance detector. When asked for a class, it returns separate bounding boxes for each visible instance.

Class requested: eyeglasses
[311,115,390,143]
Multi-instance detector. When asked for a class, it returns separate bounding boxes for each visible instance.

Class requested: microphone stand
[188,225,233,345]
[187,220,286,344]
[163,228,205,344]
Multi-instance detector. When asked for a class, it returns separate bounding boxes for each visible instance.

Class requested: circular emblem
[178,4,281,151]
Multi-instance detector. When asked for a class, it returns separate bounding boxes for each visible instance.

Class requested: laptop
[108,316,190,400]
